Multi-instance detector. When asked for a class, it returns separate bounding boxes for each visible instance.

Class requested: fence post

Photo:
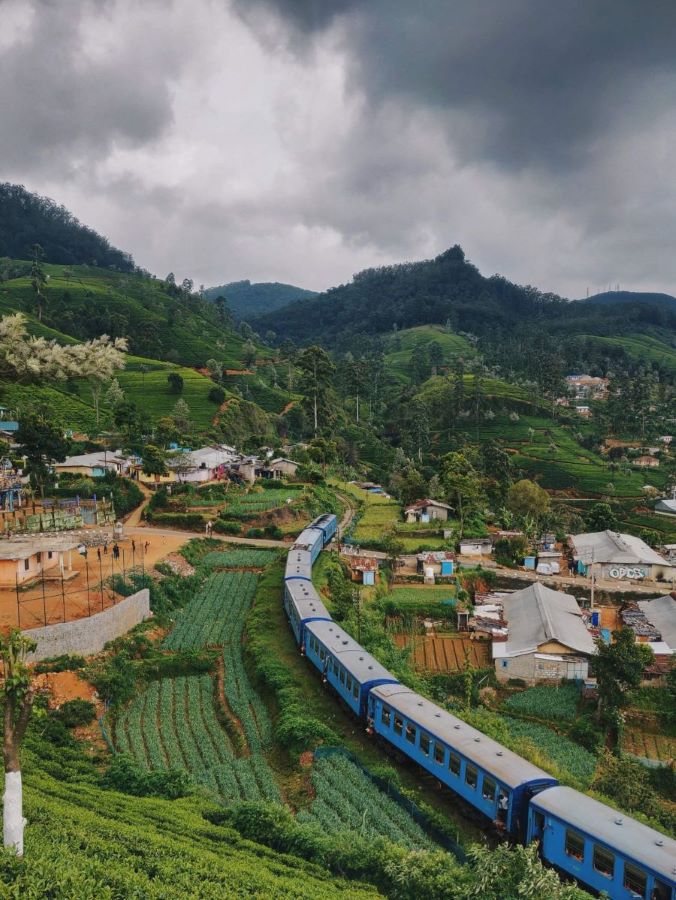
[99,555,104,611]
[61,568,66,623]
[41,567,48,625]
[85,559,91,617]
[15,573,20,630]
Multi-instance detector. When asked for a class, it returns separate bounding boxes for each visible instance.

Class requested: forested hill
[253,245,676,351]
[252,245,566,344]
[204,279,317,319]
[580,290,676,311]
[0,183,134,271]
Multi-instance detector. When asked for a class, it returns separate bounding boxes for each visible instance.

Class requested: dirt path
[124,481,153,527]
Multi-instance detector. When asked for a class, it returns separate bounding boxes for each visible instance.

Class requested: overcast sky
[3,0,676,298]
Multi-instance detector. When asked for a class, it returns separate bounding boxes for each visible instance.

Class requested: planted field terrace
[503,684,580,722]
[202,548,279,569]
[114,674,280,803]
[163,571,258,651]
[503,717,597,788]
[337,482,402,545]
[297,754,435,850]
[394,634,491,672]
[622,727,676,763]
[222,488,305,518]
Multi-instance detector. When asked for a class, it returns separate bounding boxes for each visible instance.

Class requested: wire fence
[14,540,150,630]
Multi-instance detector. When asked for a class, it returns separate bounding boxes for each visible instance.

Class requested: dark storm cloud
[238,0,676,170]
[0,0,175,174]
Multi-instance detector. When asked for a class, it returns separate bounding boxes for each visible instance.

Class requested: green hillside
[0,262,259,367]
[384,325,476,381]
[576,333,676,375]
[204,279,317,319]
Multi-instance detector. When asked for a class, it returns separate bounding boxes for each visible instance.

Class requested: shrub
[167,372,184,394]
[54,699,96,728]
[213,519,241,535]
[147,512,206,530]
[101,753,190,799]
[263,524,283,539]
[34,654,86,674]
[246,527,265,538]
[568,718,603,753]
[208,386,225,404]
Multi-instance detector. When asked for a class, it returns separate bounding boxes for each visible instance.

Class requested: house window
[381,706,391,727]
[564,829,585,861]
[449,753,461,776]
[420,733,430,756]
[393,715,403,736]
[48,551,53,559]
[482,776,496,801]
[501,660,508,668]
[23,559,29,571]
[592,845,614,878]
[405,723,416,744]
[434,744,445,765]
[465,764,478,789]
[623,863,647,897]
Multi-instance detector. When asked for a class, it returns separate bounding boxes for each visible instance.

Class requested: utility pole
[589,548,595,612]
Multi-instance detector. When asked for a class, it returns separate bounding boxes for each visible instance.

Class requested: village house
[655,499,676,516]
[493,582,596,683]
[570,530,674,583]
[565,374,609,401]
[167,445,237,484]
[416,551,455,577]
[574,405,591,418]
[0,536,80,586]
[634,455,660,468]
[404,499,453,523]
[637,594,676,652]
[346,555,379,586]
[266,458,299,479]
[55,451,132,478]
[458,537,493,557]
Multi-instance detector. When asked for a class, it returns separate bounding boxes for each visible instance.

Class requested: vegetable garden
[202,549,279,569]
[504,684,580,721]
[297,754,435,850]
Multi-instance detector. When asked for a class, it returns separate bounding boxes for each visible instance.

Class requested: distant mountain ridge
[0,183,134,271]
[580,290,676,310]
[204,279,317,319]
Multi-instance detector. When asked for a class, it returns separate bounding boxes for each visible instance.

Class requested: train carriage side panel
[304,619,399,717]
[368,684,556,839]
[529,787,676,900]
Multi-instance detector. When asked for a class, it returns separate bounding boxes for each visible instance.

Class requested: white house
[405,498,453,523]
[55,452,132,478]
[458,538,492,557]
[168,445,237,483]
[570,530,673,582]
[493,582,595,683]
[267,458,299,479]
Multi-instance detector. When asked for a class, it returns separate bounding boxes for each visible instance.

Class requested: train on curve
[283,514,676,900]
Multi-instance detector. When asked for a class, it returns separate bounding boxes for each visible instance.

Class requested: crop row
[163,571,258,650]
[115,674,280,804]
[222,644,273,753]
[297,755,433,850]
[504,684,579,722]
[503,717,597,787]
[202,549,278,569]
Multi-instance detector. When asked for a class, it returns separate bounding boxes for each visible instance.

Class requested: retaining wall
[24,588,150,662]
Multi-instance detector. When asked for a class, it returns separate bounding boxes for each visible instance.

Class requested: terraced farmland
[163,571,258,650]
[202,549,279,569]
[297,754,435,849]
[114,674,280,803]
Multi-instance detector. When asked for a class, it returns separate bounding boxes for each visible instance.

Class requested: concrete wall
[495,652,589,684]
[24,588,150,662]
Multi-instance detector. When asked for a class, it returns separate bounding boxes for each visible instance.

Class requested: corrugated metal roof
[305,620,396,683]
[371,684,555,789]
[571,531,668,567]
[637,595,676,649]
[496,582,596,658]
[532,786,676,879]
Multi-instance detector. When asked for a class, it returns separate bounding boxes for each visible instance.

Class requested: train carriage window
[420,733,430,756]
[482,776,496,802]
[333,660,339,675]
[405,723,416,744]
[339,668,345,685]
[564,829,585,861]
[381,706,391,727]
[434,744,445,765]
[623,863,647,898]
[352,683,359,699]
[465,764,478,789]
[652,878,671,900]
[449,753,461,776]
[592,845,614,878]
[319,648,325,662]
[346,676,352,691]
[394,715,403,736]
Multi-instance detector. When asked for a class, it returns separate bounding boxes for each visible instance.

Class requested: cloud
[2,0,676,299]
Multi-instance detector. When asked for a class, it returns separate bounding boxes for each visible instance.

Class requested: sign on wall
[608,566,648,580]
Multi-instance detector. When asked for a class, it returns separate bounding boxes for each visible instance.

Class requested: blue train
[282,512,676,900]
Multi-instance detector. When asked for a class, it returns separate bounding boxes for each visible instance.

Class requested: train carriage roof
[286,579,331,621]
[294,526,323,549]
[305,620,398,685]
[531,786,676,881]
[285,549,313,581]
[371,684,555,790]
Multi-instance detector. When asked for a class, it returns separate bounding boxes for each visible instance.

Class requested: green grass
[337,482,402,542]
[385,586,457,605]
[202,549,279,568]
[577,333,676,375]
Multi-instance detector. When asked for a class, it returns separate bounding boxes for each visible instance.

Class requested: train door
[650,877,672,900]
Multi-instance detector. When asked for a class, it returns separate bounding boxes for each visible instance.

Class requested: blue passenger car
[285,548,313,583]
[528,787,676,900]
[310,513,338,545]
[284,579,331,646]
[294,526,324,564]
[304,620,399,718]
[368,684,557,839]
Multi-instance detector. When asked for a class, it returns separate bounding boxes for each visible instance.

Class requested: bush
[208,386,225,404]
[167,372,184,394]
[213,519,241,535]
[263,524,283,539]
[246,527,265,538]
[54,699,96,728]
[101,753,190,799]
[34,654,86,674]
[147,512,206,530]
[568,718,603,753]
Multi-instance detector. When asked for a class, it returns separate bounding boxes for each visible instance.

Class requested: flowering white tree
[0,314,127,425]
